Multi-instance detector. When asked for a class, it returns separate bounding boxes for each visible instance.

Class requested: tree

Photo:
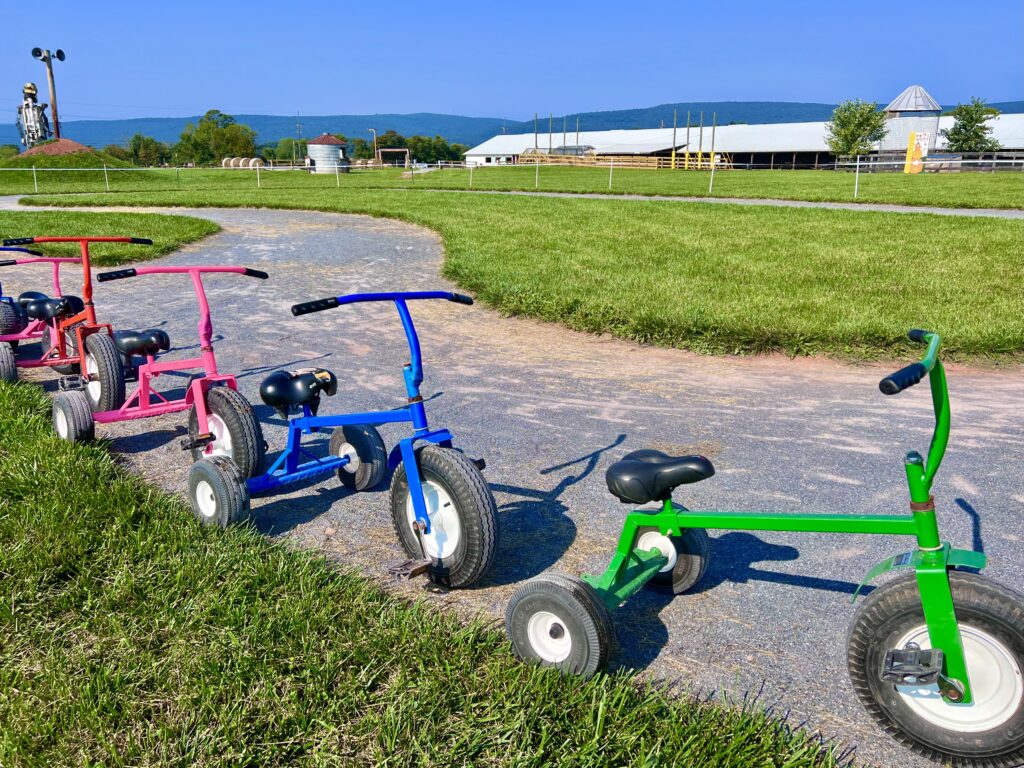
[941,98,1001,152]
[273,137,308,162]
[128,133,171,166]
[175,110,256,165]
[349,137,373,160]
[103,144,131,162]
[825,100,887,156]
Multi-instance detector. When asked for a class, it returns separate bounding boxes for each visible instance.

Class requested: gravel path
[3,200,1022,767]
[411,187,1024,219]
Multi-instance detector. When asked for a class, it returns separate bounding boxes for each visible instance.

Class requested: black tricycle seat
[605,449,715,505]
[260,368,338,414]
[113,329,171,358]
[23,294,84,321]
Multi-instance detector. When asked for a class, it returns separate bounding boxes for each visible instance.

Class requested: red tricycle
[51,263,269,479]
[0,235,152,411]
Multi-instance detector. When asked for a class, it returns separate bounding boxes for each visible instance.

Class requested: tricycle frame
[584,333,981,704]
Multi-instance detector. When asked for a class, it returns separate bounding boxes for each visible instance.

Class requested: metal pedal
[388,558,432,579]
[882,646,945,685]
[57,375,86,392]
[473,457,486,471]
[180,433,214,452]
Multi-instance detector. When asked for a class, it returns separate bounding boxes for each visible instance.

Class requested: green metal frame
[582,332,981,703]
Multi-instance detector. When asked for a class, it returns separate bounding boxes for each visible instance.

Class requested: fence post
[103,163,110,192]
[854,155,860,199]
[256,164,261,189]
[608,157,614,190]
[335,161,340,187]
[176,167,181,189]
[32,164,38,193]
[535,160,539,189]
[469,164,473,188]
[708,154,716,194]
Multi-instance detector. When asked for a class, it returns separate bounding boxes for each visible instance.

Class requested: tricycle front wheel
[187,386,265,479]
[506,573,615,679]
[848,571,1024,767]
[389,445,497,588]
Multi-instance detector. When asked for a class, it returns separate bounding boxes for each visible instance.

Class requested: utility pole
[294,113,303,166]
[562,116,566,149]
[685,111,691,169]
[31,47,65,139]
[534,112,538,149]
[698,111,704,168]
[575,115,580,147]
[368,128,378,163]
[548,114,552,153]
[671,109,678,169]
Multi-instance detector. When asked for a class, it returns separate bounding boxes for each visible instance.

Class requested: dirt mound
[23,138,93,157]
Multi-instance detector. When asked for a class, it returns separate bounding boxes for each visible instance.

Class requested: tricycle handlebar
[291,290,473,316]
[5,236,152,246]
[98,265,268,282]
[0,246,43,257]
[879,330,939,396]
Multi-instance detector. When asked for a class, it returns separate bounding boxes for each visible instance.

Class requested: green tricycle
[506,330,1024,767]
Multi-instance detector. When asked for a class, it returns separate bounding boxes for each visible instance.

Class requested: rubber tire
[52,390,95,442]
[506,572,616,678]
[0,301,25,337]
[330,424,388,491]
[389,445,498,588]
[41,323,80,375]
[638,526,711,595]
[187,457,250,528]
[83,333,126,412]
[0,341,17,383]
[848,571,1024,767]
[187,386,265,479]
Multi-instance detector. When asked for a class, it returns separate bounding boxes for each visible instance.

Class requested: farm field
[24,186,1024,360]
[2,162,1022,209]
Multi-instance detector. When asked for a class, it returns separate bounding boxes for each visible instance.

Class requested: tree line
[100,110,468,167]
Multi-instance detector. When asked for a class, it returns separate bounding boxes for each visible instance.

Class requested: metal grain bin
[307,134,350,174]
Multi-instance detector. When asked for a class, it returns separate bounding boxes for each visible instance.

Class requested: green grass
[0,210,219,266]
[0,149,132,168]
[27,187,1024,360]
[2,162,1021,209]
[0,382,843,766]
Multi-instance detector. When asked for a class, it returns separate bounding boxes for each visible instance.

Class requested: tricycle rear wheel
[0,341,16,383]
[330,424,387,491]
[0,301,25,338]
[389,445,497,588]
[187,457,250,528]
[41,323,80,375]
[636,526,710,595]
[506,573,615,679]
[848,571,1024,767]
[52,390,95,442]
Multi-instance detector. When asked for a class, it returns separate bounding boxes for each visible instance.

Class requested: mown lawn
[26,187,1024,360]
[0,210,219,266]
[0,382,843,767]
[2,162,1021,208]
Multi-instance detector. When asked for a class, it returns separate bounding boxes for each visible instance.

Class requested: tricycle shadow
[483,434,627,587]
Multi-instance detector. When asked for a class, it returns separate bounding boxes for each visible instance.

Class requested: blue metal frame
[246,291,467,535]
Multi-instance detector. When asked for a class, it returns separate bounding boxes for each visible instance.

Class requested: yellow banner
[904,131,929,174]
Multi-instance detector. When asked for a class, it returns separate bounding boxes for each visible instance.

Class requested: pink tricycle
[51,263,269,478]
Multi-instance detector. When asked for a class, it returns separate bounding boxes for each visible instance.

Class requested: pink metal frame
[90,266,254,445]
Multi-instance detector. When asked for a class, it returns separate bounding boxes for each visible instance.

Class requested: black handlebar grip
[0,259,17,267]
[243,268,269,279]
[907,329,931,343]
[97,268,138,282]
[448,293,474,305]
[2,237,34,246]
[291,297,340,316]
[879,362,928,396]
[129,238,153,245]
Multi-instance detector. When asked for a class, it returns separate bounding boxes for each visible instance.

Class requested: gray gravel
[3,200,1022,767]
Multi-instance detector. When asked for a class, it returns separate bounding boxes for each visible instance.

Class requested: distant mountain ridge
[2,101,1021,150]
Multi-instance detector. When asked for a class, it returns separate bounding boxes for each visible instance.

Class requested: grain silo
[307,134,350,174]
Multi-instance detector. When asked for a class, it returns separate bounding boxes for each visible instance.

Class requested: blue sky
[3,0,1021,121]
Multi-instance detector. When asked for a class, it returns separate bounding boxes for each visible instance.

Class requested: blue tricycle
[186,290,498,588]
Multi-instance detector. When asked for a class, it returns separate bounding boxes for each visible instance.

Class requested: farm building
[465,85,1024,168]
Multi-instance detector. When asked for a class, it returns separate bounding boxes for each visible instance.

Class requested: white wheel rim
[204,414,234,459]
[337,441,361,474]
[194,480,218,519]
[894,623,1024,732]
[54,407,68,438]
[85,353,102,403]
[637,530,677,573]
[405,479,462,560]
[527,610,573,662]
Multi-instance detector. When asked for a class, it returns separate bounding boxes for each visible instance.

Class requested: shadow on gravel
[955,498,985,554]
[484,434,627,587]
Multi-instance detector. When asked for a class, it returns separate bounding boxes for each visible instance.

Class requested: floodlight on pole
[368,128,378,162]
[31,47,65,139]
